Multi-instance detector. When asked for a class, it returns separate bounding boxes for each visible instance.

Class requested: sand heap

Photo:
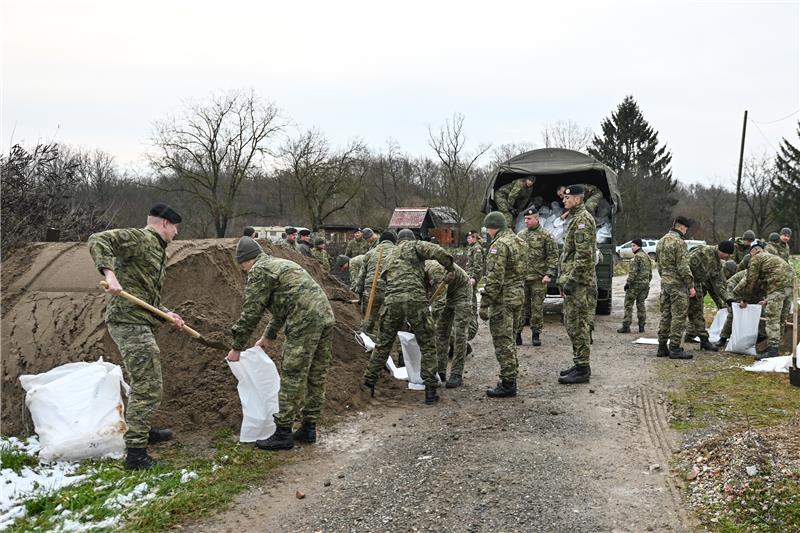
[1,239,386,437]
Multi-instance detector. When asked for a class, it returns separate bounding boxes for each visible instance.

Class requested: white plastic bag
[19,359,129,462]
[385,356,408,380]
[707,308,728,343]
[227,346,280,443]
[397,332,424,390]
[725,304,762,356]
[355,331,375,352]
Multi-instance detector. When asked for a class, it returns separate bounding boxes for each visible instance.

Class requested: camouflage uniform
[425,260,447,326]
[579,184,603,215]
[345,237,370,258]
[466,241,485,340]
[517,224,558,335]
[730,238,750,266]
[558,203,597,366]
[482,228,526,380]
[354,241,396,334]
[766,241,791,263]
[686,245,728,339]
[363,241,453,387]
[656,229,694,347]
[622,248,652,329]
[426,262,472,377]
[310,248,332,272]
[88,226,170,448]
[720,269,766,340]
[495,179,533,227]
[348,254,367,302]
[280,238,297,251]
[231,253,335,427]
[734,251,795,350]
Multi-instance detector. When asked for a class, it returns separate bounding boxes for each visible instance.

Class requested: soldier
[618,239,653,334]
[684,242,734,351]
[297,229,313,257]
[655,216,695,360]
[734,241,795,359]
[354,231,397,335]
[495,176,536,227]
[465,230,485,342]
[716,263,767,348]
[555,185,597,384]
[479,211,526,397]
[89,203,185,470]
[731,229,756,268]
[362,227,379,249]
[778,227,792,261]
[345,228,370,258]
[723,259,739,281]
[767,229,791,263]
[281,227,298,249]
[310,237,332,272]
[517,207,558,346]
[363,229,454,404]
[425,259,448,329]
[227,237,335,450]
[557,183,603,218]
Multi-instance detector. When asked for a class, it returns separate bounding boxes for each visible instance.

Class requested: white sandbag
[725,304,762,356]
[633,338,660,345]
[19,359,129,462]
[707,308,728,343]
[227,346,280,443]
[397,332,424,390]
[355,331,375,352]
[744,356,791,373]
[385,356,408,380]
[596,222,612,244]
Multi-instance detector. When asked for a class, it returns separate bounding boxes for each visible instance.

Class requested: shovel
[99,281,228,350]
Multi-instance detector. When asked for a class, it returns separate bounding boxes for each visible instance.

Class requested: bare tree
[427,113,490,232]
[740,153,778,236]
[542,120,593,152]
[149,90,283,237]
[490,142,536,168]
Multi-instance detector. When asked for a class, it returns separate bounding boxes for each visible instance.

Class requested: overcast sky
[2,0,798,186]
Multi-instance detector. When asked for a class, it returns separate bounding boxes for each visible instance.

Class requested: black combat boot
[515,333,523,346]
[292,420,316,443]
[486,379,517,398]
[125,448,157,470]
[684,333,699,344]
[560,364,591,376]
[438,371,447,383]
[638,324,645,333]
[148,428,173,444]
[558,365,591,384]
[668,344,693,360]
[256,426,294,451]
[758,345,779,360]
[617,324,631,333]
[532,332,541,346]
[715,337,728,349]
[445,374,463,388]
[656,342,669,357]
[699,336,719,352]
[425,385,440,404]
[363,379,376,397]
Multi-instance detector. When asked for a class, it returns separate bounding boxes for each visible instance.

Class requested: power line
[748,118,779,153]
[751,109,799,125]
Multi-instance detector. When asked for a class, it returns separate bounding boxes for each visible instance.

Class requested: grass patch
[712,478,800,533]
[667,355,800,431]
[0,443,39,473]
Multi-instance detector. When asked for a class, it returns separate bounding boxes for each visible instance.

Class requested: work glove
[623,283,629,292]
[562,280,575,296]
[479,305,490,321]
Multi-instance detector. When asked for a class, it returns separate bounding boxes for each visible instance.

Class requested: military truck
[483,148,622,314]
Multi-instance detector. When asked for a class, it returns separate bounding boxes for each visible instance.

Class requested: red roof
[388,208,429,229]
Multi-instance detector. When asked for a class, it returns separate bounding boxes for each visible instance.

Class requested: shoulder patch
[578,223,586,229]
[489,248,498,254]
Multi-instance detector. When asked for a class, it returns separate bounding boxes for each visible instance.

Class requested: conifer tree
[772,122,800,246]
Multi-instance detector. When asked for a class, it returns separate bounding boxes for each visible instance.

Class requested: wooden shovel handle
[793,275,798,368]
[365,247,384,320]
[99,281,202,339]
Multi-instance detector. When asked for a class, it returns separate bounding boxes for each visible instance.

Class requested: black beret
[285,227,297,235]
[718,241,735,254]
[632,239,643,247]
[563,184,585,195]
[466,230,480,237]
[523,207,539,216]
[298,229,312,237]
[149,203,182,224]
[674,215,692,227]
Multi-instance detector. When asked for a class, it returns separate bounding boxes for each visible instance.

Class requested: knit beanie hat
[236,236,263,263]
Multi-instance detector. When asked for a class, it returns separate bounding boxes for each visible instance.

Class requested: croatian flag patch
[489,248,498,254]
[578,223,586,229]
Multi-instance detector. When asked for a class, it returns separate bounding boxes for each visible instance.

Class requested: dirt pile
[1,239,388,437]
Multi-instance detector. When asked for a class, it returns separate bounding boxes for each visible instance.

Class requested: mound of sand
[1,239,388,437]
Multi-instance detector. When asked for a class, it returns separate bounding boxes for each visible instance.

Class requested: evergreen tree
[772,121,800,248]
[588,96,676,242]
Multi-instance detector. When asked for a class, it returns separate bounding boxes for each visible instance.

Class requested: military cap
[335,255,350,268]
[380,230,397,243]
[429,236,439,244]
[397,229,416,241]
[724,260,738,276]
[632,238,643,248]
[718,240,735,254]
[149,203,182,224]
[673,215,692,227]
[285,227,298,235]
[466,229,481,237]
[235,236,263,263]
[314,237,326,246]
[353,228,363,234]
[742,230,756,241]
[768,232,780,243]
[361,228,375,239]
[298,229,312,237]
[483,211,507,229]
[750,240,765,250]
[523,207,539,216]
[563,184,585,196]
[781,227,792,236]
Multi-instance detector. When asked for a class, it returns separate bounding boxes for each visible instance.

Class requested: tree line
[2,91,798,256]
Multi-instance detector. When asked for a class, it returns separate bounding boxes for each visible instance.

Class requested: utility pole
[731,110,748,238]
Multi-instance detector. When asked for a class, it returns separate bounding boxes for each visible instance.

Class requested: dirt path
[195,273,694,533]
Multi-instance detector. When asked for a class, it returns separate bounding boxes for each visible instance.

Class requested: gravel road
[196,272,694,532]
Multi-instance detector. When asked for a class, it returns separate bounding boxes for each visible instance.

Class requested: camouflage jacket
[355,241,395,300]
[730,238,750,265]
[89,226,169,326]
[558,202,597,287]
[279,238,297,250]
[518,224,558,281]
[380,241,453,305]
[581,184,602,215]
[656,229,693,289]
[495,178,532,214]
[349,254,367,295]
[425,261,471,305]
[483,228,526,307]
[231,253,334,350]
[345,238,370,258]
[689,245,728,301]
[727,269,766,302]
[737,250,795,296]
[766,242,790,263]
[310,248,331,272]
[627,249,653,287]
[466,241,485,282]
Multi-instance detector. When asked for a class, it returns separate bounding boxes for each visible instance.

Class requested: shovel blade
[193,336,228,351]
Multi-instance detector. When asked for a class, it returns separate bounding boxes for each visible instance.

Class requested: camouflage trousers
[468,288,479,341]
[563,284,591,365]
[436,297,471,376]
[365,300,438,387]
[622,284,649,327]
[686,284,710,339]
[489,303,521,380]
[274,321,334,427]
[361,292,384,336]
[587,278,598,328]
[108,323,162,448]
[764,287,792,348]
[521,280,547,334]
[658,283,689,347]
